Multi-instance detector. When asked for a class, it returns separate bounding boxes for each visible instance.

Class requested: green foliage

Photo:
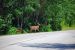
[24,5,35,14]
[0,0,75,35]
[7,27,17,35]
[15,9,23,15]
[0,17,4,27]
[0,16,9,35]
[40,24,52,32]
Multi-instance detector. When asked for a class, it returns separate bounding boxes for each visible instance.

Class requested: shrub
[0,18,9,35]
[40,24,52,32]
[8,27,17,35]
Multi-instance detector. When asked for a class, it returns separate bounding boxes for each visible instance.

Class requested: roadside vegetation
[0,0,75,35]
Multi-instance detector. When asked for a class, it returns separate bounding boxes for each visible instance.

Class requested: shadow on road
[18,43,75,49]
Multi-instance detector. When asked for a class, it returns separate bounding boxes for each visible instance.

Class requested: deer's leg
[34,30,36,32]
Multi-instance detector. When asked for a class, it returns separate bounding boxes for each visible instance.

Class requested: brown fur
[30,26,39,32]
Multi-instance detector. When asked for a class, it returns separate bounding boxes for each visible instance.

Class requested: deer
[30,26,39,32]
[30,23,40,32]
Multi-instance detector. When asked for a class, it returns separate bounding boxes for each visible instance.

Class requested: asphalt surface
[0,30,75,50]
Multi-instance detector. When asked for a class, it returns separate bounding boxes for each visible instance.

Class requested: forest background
[0,0,75,35]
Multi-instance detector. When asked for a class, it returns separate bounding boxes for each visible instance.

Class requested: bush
[0,18,9,35]
[8,27,17,35]
[40,24,52,32]
[0,24,9,35]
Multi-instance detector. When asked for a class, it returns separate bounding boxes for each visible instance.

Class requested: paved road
[0,30,75,50]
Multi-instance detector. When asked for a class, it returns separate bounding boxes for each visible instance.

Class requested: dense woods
[0,0,75,35]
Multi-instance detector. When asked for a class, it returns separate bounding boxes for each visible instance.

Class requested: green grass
[62,25,75,30]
